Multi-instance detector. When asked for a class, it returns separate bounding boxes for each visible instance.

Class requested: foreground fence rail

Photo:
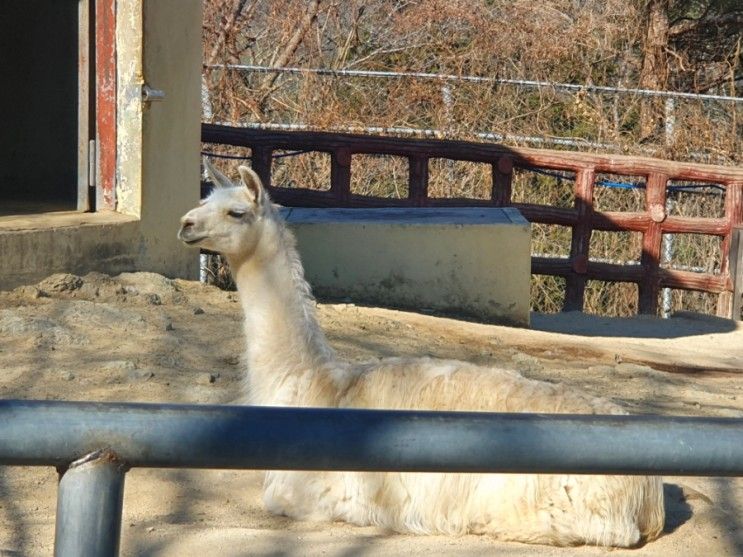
[1,400,742,555]
[202,124,743,319]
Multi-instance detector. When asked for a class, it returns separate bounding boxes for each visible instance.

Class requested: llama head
[178,159,271,259]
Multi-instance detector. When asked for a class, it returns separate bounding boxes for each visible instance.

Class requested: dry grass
[272,151,331,191]
[201,0,741,317]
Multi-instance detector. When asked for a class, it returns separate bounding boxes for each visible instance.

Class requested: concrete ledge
[0,213,141,290]
[283,207,531,326]
[0,210,137,232]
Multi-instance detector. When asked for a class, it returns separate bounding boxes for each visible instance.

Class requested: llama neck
[228,230,336,405]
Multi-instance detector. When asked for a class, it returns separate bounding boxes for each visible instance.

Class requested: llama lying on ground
[178,161,665,548]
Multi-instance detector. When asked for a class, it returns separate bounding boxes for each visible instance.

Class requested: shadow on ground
[530,311,738,339]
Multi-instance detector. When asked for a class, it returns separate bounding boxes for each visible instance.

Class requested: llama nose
[180,216,195,230]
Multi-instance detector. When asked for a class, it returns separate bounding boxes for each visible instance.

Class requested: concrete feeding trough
[283,207,531,326]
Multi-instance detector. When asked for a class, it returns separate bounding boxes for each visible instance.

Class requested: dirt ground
[0,271,742,557]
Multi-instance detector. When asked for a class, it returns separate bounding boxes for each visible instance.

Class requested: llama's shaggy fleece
[178,161,664,547]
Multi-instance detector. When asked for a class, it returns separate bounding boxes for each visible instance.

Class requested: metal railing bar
[210,120,624,152]
[206,64,743,103]
[1,400,742,476]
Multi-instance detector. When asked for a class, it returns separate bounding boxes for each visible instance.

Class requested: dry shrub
[202,0,740,317]
[203,1,740,165]
[665,289,719,316]
[272,151,331,191]
[584,281,639,317]
[350,154,408,198]
[428,159,491,199]
[531,223,572,258]
[530,275,566,314]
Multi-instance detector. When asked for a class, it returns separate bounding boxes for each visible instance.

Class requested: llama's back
[340,356,622,415]
[325,357,665,546]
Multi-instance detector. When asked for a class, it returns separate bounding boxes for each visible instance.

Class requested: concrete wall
[0,213,140,289]
[284,207,531,326]
[115,0,202,278]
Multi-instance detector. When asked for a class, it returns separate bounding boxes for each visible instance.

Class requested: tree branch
[669,11,743,37]
[256,0,323,112]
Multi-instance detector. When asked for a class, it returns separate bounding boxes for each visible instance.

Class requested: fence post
[331,148,352,204]
[408,156,429,206]
[639,172,668,314]
[563,167,595,312]
[251,147,273,189]
[491,157,513,206]
[731,226,743,321]
[54,450,126,557]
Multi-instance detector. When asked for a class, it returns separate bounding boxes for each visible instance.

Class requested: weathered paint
[115,0,143,217]
[96,0,117,211]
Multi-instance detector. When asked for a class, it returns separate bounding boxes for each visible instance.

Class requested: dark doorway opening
[0,1,80,216]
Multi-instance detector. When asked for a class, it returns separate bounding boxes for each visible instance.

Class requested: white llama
[178,161,665,548]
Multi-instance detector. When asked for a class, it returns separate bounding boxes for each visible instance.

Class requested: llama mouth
[182,235,207,245]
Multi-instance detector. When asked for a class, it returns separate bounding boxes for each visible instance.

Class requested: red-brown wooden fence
[202,123,743,319]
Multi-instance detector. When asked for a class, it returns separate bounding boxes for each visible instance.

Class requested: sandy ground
[0,271,742,557]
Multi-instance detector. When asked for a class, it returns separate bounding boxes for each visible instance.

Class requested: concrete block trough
[283,207,531,326]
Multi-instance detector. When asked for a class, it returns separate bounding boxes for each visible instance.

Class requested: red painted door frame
[95,0,117,210]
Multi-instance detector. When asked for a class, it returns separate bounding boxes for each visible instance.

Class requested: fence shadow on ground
[530,311,738,339]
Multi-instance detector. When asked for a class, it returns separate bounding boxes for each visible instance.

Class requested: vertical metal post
[664,98,675,146]
[199,253,209,283]
[201,75,214,122]
[200,158,214,284]
[731,226,743,321]
[661,99,675,318]
[441,84,453,122]
[661,197,675,318]
[54,450,126,557]
[440,85,455,196]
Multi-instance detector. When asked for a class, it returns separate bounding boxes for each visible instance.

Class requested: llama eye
[228,210,246,219]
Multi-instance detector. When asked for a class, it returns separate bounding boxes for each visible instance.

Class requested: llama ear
[238,165,264,204]
[203,157,233,189]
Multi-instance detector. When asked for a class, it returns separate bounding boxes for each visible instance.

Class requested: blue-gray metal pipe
[54,449,125,557]
[0,400,742,476]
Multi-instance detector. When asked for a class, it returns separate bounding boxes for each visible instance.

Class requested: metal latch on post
[142,84,166,102]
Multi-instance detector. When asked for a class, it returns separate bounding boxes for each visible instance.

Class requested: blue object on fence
[522,166,724,195]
